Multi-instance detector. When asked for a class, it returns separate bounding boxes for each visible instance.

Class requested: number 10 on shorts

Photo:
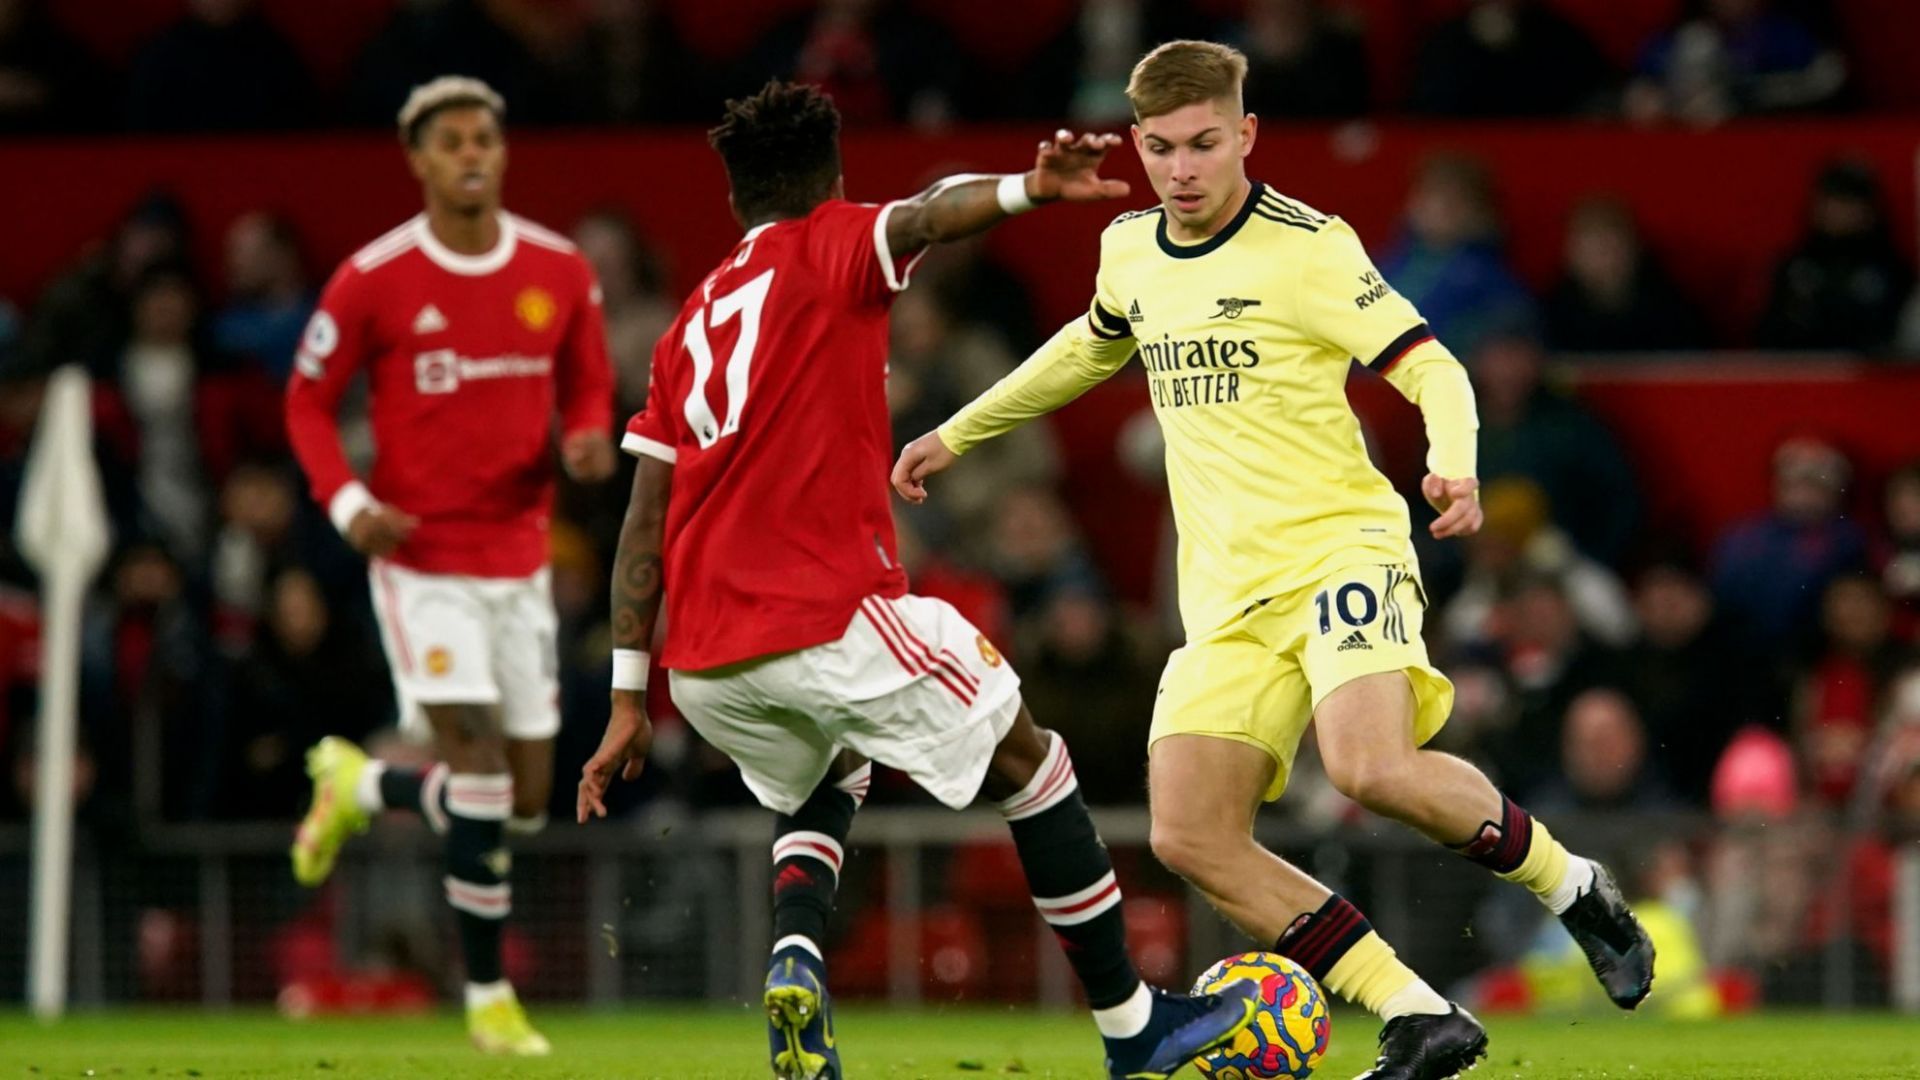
[1314,582,1377,635]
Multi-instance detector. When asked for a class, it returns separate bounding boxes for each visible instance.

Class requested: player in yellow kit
[894,41,1654,1080]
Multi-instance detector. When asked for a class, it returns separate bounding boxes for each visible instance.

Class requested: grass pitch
[2,1007,1915,1079]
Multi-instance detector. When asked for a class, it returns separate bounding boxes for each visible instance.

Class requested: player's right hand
[891,430,958,504]
[1423,474,1483,539]
[577,692,653,823]
[562,429,616,483]
[346,505,419,557]
[1030,130,1130,204]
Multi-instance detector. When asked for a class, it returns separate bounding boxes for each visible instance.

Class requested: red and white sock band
[1033,869,1123,927]
[444,876,511,919]
[421,763,451,835]
[445,773,513,822]
[772,830,845,877]
[997,732,1078,821]
[833,763,873,809]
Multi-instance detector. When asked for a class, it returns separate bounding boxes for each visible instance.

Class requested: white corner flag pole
[15,365,111,1020]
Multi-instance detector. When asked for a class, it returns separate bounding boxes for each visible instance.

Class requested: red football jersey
[626,199,924,670]
[286,212,614,578]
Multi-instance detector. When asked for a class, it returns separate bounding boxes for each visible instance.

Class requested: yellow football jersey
[941,180,1477,639]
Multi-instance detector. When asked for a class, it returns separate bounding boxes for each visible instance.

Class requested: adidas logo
[1337,630,1371,652]
[482,845,513,877]
[412,303,447,335]
[1128,299,1145,323]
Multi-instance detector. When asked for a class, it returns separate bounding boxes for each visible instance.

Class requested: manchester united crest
[515,286,556,331]
[976,634,1004,668]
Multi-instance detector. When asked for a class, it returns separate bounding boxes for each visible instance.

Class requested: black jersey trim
[1089,303,1132,339]
[1367,322,1436,373]
[1260,192,1329,225]
[1255,193,1325,231]
[1156,181,1265,259]
[1252,207,1322,232]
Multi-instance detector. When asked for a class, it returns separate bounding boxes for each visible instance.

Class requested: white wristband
[611,649,649,692]
[997,173,1036,215]
[327,480,379,537]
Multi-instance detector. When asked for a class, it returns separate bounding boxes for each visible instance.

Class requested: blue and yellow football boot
[764,944,841,1080]
[1104,982,1260,1080]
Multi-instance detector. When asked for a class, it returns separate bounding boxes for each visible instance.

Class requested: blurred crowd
[1384,150,1920,356]
[0,0,1886,135]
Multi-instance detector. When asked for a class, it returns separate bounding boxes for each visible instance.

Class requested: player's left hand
[1423,474,1483,539]
[1029,130,1131,204]
[563,430,616,483]
[577,692,652,823]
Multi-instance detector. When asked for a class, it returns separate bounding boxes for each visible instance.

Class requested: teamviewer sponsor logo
[414,349,553,394]
[415,349,459,393]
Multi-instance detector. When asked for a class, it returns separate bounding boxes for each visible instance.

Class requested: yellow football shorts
[1149,563,1454,801]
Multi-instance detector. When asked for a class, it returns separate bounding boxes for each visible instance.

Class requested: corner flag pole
[15,365,111,1020]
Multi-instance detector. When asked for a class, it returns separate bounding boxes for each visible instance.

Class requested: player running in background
[895,41,1655,1080]
[284,76,615,1056]
[575,81,1258,1080]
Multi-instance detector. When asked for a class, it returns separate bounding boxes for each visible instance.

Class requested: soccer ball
[1189,952,1331,1079]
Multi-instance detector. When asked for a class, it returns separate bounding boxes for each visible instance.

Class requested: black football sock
[996,731,1144,1031]
[770,762,869,958]
[443,772,512,987]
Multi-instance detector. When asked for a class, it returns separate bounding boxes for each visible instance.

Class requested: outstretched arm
[578,455,673,822]
[884,130,1129,257]
[893,313,1136,503]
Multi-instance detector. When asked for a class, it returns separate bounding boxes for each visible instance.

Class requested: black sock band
[1450,795,1533,874]
[1274,893,1374,984]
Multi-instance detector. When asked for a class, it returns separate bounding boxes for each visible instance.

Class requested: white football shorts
[668,593,1021,815]
[367,560,560,741]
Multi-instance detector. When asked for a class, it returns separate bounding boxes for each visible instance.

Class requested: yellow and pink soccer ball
[1189,952,1332,1079]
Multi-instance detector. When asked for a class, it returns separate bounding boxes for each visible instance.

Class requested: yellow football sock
[1322,931,1423,1017]
[1498,816,1573,903]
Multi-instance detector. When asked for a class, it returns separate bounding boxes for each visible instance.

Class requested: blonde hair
[1125,40,1248,121]
[397,76,506,146]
